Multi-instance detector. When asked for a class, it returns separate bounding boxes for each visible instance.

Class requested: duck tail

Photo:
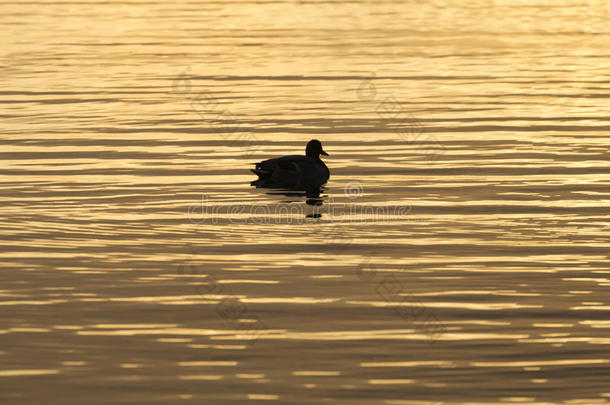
[251,164,272,187]
[251,168,269,178]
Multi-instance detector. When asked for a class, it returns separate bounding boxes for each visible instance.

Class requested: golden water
[2,0,610,403]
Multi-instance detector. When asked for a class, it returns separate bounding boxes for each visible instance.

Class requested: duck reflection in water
[250,139,330,218]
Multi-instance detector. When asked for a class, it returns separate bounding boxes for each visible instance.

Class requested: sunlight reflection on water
[2,0,610,404]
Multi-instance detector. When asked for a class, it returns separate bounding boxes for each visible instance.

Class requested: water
[2,1,610,404]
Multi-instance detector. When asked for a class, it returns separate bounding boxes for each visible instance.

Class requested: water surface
[2,1,610,404]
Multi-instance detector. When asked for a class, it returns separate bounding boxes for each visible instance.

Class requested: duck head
[305,139,329,159]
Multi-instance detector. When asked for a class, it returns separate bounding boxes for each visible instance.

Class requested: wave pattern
[2,0,610,404]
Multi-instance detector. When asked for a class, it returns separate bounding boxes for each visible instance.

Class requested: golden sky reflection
[2,0,610,404]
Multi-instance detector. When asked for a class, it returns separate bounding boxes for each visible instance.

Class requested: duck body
[251,140,330,190]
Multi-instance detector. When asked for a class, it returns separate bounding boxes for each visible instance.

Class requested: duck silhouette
[251,139,330,190]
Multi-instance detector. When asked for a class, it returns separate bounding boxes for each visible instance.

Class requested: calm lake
[2,0,610,404]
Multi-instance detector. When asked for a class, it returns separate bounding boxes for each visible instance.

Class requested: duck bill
[321,150,329,156]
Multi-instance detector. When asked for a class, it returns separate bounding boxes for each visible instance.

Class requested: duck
[251,139,330,190]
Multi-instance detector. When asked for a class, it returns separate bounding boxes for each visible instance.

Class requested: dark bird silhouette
[251,139,330,190]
